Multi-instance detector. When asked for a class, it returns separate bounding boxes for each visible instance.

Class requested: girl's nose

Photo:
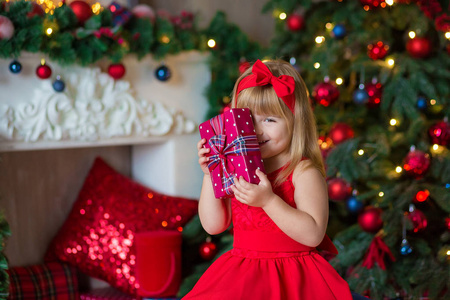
[254,122,263,135]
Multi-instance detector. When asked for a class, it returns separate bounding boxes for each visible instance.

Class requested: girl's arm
[197,139,232,235]
[231,162,328,247]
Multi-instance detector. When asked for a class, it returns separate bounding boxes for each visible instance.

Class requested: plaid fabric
[7,262,79,300]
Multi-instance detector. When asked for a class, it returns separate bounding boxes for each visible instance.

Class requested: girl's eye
[264,118,275,122]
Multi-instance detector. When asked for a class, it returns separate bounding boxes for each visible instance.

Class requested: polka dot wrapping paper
[198,108,266,199]
[45,157,198,296]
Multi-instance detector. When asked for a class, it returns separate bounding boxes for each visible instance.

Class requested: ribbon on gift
[207,114,260,195]
[362,236,396,270]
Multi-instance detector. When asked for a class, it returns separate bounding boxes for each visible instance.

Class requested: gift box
[199,108,265,198]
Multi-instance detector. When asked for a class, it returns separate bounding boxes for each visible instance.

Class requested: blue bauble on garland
[332,24,347,39]
[353,88,369,104]
[417,96,427,110]
[155,65,171,81]
[346,196,364,214]
[400,238,412,255]
[52,76,65,92]
[9,60,22,74]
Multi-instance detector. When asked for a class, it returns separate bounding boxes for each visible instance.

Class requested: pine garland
[0,211,11,299]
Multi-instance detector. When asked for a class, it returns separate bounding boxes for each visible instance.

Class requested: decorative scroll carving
[0,67,195,143]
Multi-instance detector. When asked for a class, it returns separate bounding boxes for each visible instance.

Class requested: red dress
[182,168,352,300]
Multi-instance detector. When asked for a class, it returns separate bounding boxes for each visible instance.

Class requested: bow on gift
[207,114,260,195]
[236,59,296,114]
[362,236,396,270]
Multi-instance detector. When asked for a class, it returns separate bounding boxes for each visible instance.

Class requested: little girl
[183,60,357,300]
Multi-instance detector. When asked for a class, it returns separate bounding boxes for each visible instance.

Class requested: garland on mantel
[0,0,263,118]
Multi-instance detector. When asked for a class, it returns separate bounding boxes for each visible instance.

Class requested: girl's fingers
[197,138,207,150]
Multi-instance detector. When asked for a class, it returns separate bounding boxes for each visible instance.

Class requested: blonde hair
[231,59,325,186]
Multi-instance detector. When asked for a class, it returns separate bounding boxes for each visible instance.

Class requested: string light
[326,23,333,30]
[445,32,450,39]
[335,77,343,85]
[431,144,445,154]
[92,2,102,15]
[379,192,384,197]
[390,118,398,126]
[207,39,216,48]
[408,31,416,39]
[46,28,53,36]
[279,12,287,20]
[314,62,320,69]
[386,58,395,67]
[160,35,170,44]
[315,36,325,44]
[395,166,402,173]
[415,190,430,202]
[358,149,364,155]
[385,0,394,5]
[430,99,437,105]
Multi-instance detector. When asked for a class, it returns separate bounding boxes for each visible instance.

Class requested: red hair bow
[235,60,296,114]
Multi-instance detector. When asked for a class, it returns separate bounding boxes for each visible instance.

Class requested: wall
[146,0,275,47]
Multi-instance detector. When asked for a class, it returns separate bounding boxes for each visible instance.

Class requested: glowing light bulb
[279,12,287,20]
[390,119,398,126]
[92,2,102,14]
[335,77,343,85]
[326,23,333,30]
[395,166,402,173]
[46,28,53,36]
[207,39,216,48]
[314,62,320,69]
[445,32,450,39]
[409,31,416,39]
[387,58,395,67]
[430,99,436,105]
[386,0,394,5]
[161,35,170,43]
[358,149,364,155]
[379,192,384,197]
[315,36,325,44]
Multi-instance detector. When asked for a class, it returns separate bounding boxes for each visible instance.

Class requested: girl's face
[252,113,291,168]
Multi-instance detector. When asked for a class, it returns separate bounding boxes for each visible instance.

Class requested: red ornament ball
[199,241,217,260]
[312,82,340,107]
[327,178,352,202]
[238,61,251,75]
[406,37,432,59]
[286,13,304,31]
[131,4,155,22]
[358,207,383,233]
[408,208,428,233]
[428,121,450,146]
[445,217,450,231]
[367,41,389,60]
[329,123,354,145]
[27,2,45,18]
[36,63,52,79]
[69,0,93,24]
[403,149,430,178]
[0,15,14,40]
[108,63,126,79]
[365,82,383,108]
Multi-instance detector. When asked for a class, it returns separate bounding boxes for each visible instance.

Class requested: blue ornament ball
[9,60,22,74]
[52,78,65,92]
[417,96,427,110]
[332,24,347,39]
[353,88,369,104]
[346,196,364,214]
[400,238,412,256]
[155,65,171,81]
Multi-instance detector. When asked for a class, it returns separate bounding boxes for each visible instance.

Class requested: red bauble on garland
[360,0,386,10]
[365,82,383,108]
[327,178,352,202]
[36,62,52,79]
[312,82,340,107]
[428,121,450,146]
[367,41,389,60]
[69,0,93,25]
[329,123,354,145]
[108,63,126,79]
[27,2,45,18]
[358,207,383,233]
[406,37,432,59]
[407,205,428,233]
[286,13,304,31]
[0,15,14,40]
[403,149,430,178]
[238,61,251,75]
[199,241,217,260]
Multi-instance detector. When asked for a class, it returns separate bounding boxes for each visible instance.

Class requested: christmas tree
[0,211,11,299]
[180,1,450,299]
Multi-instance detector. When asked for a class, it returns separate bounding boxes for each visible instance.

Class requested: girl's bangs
[236,86,287,117]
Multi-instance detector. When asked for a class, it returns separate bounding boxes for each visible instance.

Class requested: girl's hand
[231,169,275,208]
[197,138,211,175]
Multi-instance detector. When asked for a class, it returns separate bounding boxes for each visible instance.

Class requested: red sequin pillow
[45,157,198,296]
